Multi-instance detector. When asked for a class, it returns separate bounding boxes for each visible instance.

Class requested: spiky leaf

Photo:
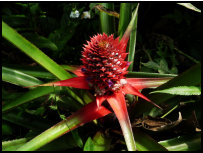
[150,86,201,95]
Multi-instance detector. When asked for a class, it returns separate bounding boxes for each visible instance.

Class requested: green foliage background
[2,2,201,151]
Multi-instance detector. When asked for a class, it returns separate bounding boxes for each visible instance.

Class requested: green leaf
[2,86,61,112]
[141,61,160,71]
[149,63,201,103]
[118,3,132,39]
[177,3,201,13]
[2,135,78,151]
[159,133,201,151]
[3,65,56,80]
[2,21,72,80]
[150,86,201,96]
[2,138,28,151]
[134,128,167,151]
[127,71,177,78]
[49,105,58,111]
[92,131,111,151]
[2,66,43,87]
[2,21,85,105]
[71,129,83,148]
[134,63,201,117]
[83,131,111,151]
[142,59,173,74]
[127,3,139,71]
[99,3,115,35]
[16,102,111,151]
[158,59,169,74]
[83,137,94,151]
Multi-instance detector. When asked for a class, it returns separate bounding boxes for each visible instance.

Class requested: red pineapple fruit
[81,33,130,96]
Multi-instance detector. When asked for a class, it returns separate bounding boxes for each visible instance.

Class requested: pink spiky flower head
[30,5,169,150]
[81,33,130,96]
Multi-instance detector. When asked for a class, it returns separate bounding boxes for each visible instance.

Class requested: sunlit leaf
[2,138,28,151]
[2,21,86,104]
[2,66,43,87]
[127,3,139,71]
[177,3,201,13]
[2,21,72,80]
[150,86,201,96]
[159,133,201,151]
[83,131,111,151]
[83,137,94,151]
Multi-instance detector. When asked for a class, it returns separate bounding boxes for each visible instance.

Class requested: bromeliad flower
[32,7,172,151]
[35,34,171,150]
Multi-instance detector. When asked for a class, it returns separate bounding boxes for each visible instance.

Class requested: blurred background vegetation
[2,2,201,151]
[2,3,201,69]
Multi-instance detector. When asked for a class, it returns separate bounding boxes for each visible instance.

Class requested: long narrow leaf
[99,3,115,35]
[2,66,43,87]
[16,101,111,151]
[133,128,167,151]
[149,63,201,103]
[118,3,132,39]
[2,86,61,112]
[177,3,201,13]
[159,133,201,151]
[127,71,177,78]
[3,64,83,80]
[2,138,28,151]
[150,86,201,96]
[2,21,72,80]
[83,131,111,151]
[3,112,52,130]
[127,4,139,71]
[2,135,79,151]
[4,64,177,79]
[3,65,56,79]
[2,21,84,104]
[120,3,139,47]
[135,63,201,116]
